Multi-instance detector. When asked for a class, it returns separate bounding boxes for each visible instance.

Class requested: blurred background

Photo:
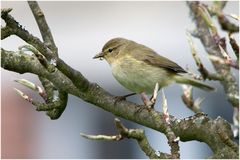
[1,1,239,159]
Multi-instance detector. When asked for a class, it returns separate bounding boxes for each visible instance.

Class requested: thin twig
[27,1,58,56]
[226,14,240,21]
[1,8,90,92]
[80,133,121,141]
[81,118,170,159]
[208,1,239,33]
[181,85,203,113]
[217,14,239,33]
[198,4,218,37]
[162,90,180,159]
[207,46,239,70]
[188,2,239,108]
[15,88,68,119]
[15,79,47,101]
[186,31,223,81]
[18,45,56,72]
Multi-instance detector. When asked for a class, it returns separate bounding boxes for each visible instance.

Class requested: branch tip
[227,14,240,21]
[15,79,37,91]
[14,88,32,103]
[80,132,121,141]
[181,85,203,113]
[1,8,12,16]
[162,89,170,125]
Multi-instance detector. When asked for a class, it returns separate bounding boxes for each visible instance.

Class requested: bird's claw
[135,105,153,114]
[145,100,155,109]
[114,93,136,105]
[140,83,159,109]
[114,96,126,104]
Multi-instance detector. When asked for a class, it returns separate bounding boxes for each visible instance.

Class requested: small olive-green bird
[94,38,214,105]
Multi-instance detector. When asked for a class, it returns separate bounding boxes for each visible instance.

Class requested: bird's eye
[108,48,113,53]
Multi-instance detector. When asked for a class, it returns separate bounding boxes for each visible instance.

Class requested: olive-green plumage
[94,38,214,94]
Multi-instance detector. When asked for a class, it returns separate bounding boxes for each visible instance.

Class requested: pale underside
[110,55,176,94]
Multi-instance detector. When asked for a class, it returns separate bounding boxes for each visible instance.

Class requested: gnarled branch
[187,2,239,108]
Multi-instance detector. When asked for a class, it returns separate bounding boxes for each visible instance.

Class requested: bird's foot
[133,93,154,114]
[140,83,159,109]
[145,100,155,109]
[114,93,136,105]
[135,105,153,114]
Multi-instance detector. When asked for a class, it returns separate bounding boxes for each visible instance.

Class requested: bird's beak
[93,52,105,59]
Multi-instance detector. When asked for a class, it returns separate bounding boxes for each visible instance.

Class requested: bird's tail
[174,75,215,91]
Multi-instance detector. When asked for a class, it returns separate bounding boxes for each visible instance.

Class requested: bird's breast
[110,56,173,94]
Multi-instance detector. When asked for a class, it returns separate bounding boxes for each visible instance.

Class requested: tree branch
[208,1,239,33]
[186,31,223,81]
[162,90,180,159]
[1,48,238,158]
[1,26,14,39]
[81,118,171,159]
[187,2,239,108]
[229,33,239,59]
[181,85,204,113]
[28,1,58,56]
[218,14,239,33]
[1,8,90,93]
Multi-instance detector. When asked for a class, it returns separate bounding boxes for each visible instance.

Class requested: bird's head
[93,38,129,64]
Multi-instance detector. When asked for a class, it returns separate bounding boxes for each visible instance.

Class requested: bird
[93,38,214,107]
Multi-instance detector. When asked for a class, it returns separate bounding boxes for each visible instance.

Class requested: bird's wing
[130,43,187,73]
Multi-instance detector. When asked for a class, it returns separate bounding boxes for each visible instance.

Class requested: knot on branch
[215,116,234,139]
[1,8,12,18]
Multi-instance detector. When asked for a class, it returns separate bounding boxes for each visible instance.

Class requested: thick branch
[1,26,14,39]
